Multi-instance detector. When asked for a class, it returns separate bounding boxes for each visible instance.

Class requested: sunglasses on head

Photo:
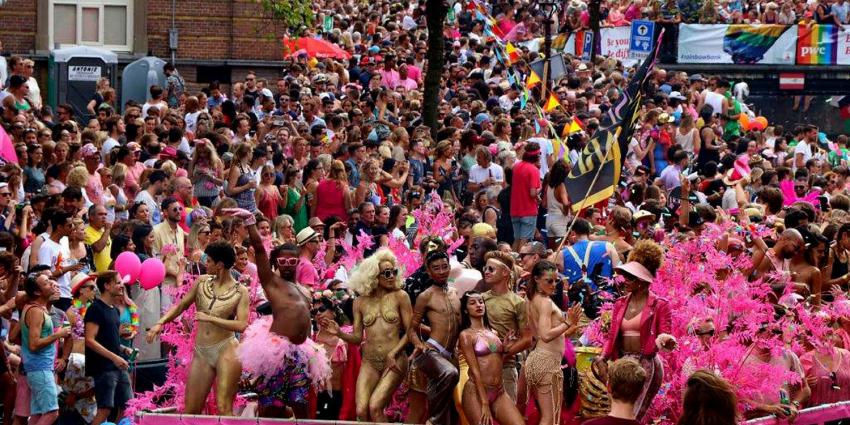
[381,269,399,278]
[277,257,298,267]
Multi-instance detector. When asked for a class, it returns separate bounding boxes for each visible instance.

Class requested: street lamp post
[538,0,559,100]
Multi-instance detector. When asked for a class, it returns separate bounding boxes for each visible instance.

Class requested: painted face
[378,260,399,290]
[426,258,450,285]
[466,293,486,319]
[483,259,509,285]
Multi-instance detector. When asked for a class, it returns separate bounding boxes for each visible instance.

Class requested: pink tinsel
[125,274,199,419]
[637,223,802,424]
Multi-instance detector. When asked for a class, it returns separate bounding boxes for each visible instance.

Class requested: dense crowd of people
[1,0,850,424]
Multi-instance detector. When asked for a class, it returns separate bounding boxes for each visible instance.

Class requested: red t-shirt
[510,160,541,217]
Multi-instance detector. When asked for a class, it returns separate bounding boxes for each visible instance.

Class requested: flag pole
[553,127,619,254]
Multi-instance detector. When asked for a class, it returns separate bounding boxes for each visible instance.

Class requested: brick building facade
[0,0,296,93]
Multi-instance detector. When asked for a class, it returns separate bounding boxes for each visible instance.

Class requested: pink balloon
[138,258,166,290]
[114,252,141,284]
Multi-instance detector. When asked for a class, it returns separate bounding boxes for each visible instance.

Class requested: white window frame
[48,0,134,52]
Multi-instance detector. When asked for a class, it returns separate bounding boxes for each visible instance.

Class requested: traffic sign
[581,32,593,62]
[630,20,655,58]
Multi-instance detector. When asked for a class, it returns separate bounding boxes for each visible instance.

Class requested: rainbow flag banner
[797,24,838,65]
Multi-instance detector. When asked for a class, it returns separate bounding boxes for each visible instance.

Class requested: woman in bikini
[146,240,249,415]
[321,249,412,422]
[525,260,582,425]
[459,291,524,425]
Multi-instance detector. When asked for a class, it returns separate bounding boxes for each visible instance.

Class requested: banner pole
[554,127,618,254]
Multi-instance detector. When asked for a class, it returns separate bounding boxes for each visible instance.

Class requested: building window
[50,0,133,52]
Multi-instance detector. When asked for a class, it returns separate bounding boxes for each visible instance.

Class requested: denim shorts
[94,369,132,409]
[27,370,59,414]
[511,216,536,240]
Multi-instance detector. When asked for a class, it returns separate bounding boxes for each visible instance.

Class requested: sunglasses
[0,192,11,197]
[381,269,398,278]
[277,257,298,267]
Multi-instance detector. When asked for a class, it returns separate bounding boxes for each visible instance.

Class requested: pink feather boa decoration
[628,223,803,424]
[310,191,463,284]
[125,274,199,419]
[125,272,267,421]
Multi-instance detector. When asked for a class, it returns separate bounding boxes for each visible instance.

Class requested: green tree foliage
[259,0,315,35]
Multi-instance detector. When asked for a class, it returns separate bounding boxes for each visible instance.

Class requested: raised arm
[146,278,199,342]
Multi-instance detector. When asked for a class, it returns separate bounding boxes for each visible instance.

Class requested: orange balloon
[750,121,765,131]
[739,113,751,131]
[755,116,768,128]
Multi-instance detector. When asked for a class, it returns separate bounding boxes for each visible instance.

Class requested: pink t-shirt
[296,255,320,289]
[125,162,146,199]
[378,68,400,89]
[86,171,104,206]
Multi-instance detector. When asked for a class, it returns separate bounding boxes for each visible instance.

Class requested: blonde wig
[66,165,89,188]
[347,248,404,296]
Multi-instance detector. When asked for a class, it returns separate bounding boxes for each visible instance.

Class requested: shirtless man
[230,209,311,344]
[751,229,820,303]
[229,208,313,418]
[408,250,462,425]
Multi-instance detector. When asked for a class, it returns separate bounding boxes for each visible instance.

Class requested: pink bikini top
[621,312,642,338]
[473,333,504,357]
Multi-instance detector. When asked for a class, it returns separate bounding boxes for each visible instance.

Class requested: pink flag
[0,126,18,164]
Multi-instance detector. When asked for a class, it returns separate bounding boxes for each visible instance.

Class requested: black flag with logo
[565,30,664,213]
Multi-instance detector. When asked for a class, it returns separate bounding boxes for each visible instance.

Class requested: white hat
[669,91,686,100]
[296,227,319,246]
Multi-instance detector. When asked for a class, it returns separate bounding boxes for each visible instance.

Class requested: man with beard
[236,209,312,418]
[152,198,187,307]
[407,250,462,425]
[85,271,133,425]
[20,270,72,425]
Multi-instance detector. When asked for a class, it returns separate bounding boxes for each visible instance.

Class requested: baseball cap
[161,146,178,159]
[689,74,707,82]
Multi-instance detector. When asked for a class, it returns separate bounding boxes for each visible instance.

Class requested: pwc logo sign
[796,24,837,65]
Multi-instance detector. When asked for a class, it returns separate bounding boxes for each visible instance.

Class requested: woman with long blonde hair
[255,164,285,222]
[320,249,413,422]
[190,138,225,208]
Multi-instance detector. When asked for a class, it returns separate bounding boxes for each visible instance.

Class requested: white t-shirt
[794,140,813,170]
[38,237,72,298]
[102,137,120,162]
[527,137,553,178]
[142,101,168,119]
[185,111,201,133]
[469,163,505,185]
[134,190,161,225]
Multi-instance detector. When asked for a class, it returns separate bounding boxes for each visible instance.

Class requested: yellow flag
[544,93,561,112]
[505,42,520,64]
[526,70,541,88]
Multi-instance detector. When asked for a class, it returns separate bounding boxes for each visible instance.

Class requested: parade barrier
[745,401,850,425]
[551,23,850,66]
[136,413,406,425]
